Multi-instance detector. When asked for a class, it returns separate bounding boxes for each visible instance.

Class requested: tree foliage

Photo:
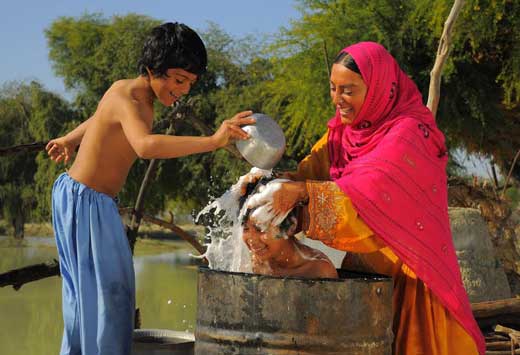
[265,0,520,174]
[2,2,518,228]
[0,82,75,236]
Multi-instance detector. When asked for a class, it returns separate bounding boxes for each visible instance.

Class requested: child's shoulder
[99,80,149,112]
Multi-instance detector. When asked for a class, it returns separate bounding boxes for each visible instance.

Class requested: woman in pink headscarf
[247,42,485,354]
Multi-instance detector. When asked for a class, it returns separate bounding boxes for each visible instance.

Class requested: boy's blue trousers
[52,173,135,355]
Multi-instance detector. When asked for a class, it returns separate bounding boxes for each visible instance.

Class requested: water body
[0,236,198,355]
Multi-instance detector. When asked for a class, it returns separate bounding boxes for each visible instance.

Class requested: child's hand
[46,136,77,164]
[211,110,255,148]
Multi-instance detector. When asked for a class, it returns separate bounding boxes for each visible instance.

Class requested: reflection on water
[0,236,198,355]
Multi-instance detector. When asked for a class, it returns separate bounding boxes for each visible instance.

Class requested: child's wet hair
[239,177,298,236]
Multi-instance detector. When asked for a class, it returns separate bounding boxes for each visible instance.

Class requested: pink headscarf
[328,42,485,354]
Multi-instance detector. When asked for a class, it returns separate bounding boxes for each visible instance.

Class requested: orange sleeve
[286,132,330,181]
[304,180,385,253]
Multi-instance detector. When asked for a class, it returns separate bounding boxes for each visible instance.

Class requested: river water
[0,236,198,355]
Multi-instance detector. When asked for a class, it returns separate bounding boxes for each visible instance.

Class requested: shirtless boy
[47,22,254,355]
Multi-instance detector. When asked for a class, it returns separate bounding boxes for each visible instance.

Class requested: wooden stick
[0,142,46,156]
[485,350,520,355]
[501,149,520,199]
[140,214,206,256]
[486,341,517,350]
[495,324,520,337]
[323,40,331,78]
[120,207,207,256]
[427,0,465,119]
[0,259,59,290]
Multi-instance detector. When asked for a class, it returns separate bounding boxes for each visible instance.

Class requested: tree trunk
[12,211,24,239]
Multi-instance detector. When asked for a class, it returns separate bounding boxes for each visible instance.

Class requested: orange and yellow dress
[289,133,479,355]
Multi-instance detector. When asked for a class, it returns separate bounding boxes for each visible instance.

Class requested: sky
[0,0,300,97]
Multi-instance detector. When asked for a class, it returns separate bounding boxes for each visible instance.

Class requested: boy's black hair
[138,22,207,77]
[334,51,361,74]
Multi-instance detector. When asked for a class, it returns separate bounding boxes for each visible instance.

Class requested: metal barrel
[195,267,393,355]
[132,329,194,355]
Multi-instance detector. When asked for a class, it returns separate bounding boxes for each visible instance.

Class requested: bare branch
[501,149,520,199]
[427,0,465,119]
[120,207,206,256]
[140,214,207,256]
[323,40,331,78]
[0,142,46,156]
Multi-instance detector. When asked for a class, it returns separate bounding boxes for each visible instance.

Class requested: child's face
[242,219,290,262]
[149,68,197,106]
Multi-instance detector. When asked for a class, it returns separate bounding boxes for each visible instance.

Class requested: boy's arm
[46,116,93,163]
[120,100,254,159]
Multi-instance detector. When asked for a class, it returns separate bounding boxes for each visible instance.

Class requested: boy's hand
[211,110,255,148]
[46,136,77,164]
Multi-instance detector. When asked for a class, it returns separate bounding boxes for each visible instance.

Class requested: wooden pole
[472,298,520,329]
[427,0,465,119]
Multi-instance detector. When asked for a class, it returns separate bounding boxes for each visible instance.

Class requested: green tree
[265,0,520,176]
[0,82,74,237]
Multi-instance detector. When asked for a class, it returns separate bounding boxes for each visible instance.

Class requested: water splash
[196,168,273,272]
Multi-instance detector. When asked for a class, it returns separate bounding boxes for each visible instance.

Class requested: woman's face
[330,63,368,125]
[242,219,288,262]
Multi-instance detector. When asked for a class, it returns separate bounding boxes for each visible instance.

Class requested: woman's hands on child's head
[247,180,307,227]
[46,136,77,164]
[211,110,255,148]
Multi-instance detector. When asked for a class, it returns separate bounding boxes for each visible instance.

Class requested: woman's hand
[211,110,255,148]
[46,136,77,164]
[247,180,308,228]
[239,170,268,197]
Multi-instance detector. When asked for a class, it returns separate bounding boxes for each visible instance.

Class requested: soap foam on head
[196,168,273,272]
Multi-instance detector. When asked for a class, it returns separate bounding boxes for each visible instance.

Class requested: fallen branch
[0,259,60,290]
